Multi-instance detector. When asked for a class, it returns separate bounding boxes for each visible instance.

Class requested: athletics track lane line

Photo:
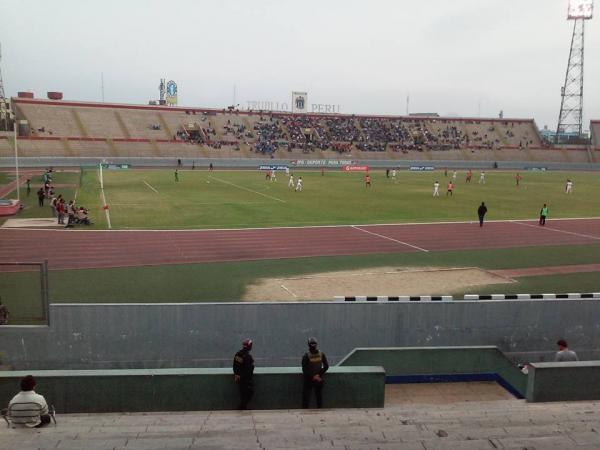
[350,225,429,252]
[208,175,286,203]
[513,221,600,241]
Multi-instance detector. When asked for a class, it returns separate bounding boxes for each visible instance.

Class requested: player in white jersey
[565,179,573,194]
[295,177,303,192]
[270,169,277,182]
[433,181,440,197]
[391,169,397,182]
[452,170,458,181]
[479,171,486,184]
[288,174,295,188]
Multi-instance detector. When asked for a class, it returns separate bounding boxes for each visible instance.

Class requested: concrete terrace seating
[7,98,563,161]
[591,120,600,148]
[2,400,600,449]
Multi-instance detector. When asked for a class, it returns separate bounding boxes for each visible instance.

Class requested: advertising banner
[343,165,369,172]
[258,165,289,171]
[409,166,435,171]
[291,159,354,167]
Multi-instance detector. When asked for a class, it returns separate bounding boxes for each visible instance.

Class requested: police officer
[233,338,254,410]
[301,337,329,408]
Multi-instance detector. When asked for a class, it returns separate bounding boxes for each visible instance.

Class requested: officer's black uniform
[233,340,255,410]
[302,338,329,408]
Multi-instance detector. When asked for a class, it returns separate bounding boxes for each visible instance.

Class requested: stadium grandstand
[3,96,598,164]
[592,119,600,149]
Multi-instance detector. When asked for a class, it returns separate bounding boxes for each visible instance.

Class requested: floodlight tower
[556,0,594,143]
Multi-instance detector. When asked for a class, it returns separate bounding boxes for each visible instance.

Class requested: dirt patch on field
[243,266,513,301]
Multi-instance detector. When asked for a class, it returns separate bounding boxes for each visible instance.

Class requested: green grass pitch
[70,168,600,230]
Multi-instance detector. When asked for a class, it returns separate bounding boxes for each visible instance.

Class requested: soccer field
[75,168,600,230]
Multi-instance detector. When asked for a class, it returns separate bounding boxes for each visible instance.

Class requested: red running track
[0,219,599,271]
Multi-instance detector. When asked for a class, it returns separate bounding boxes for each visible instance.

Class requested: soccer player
[295,177,303,192]
[174,169,179,182]
[365,174,372,188]
[270,169,277,182]
[391,169,397,182]
[447,181,454,197]
[288,174,295,188]
[565,179,573,194]
[465,169,472,183]
[433,181,440,197]
[515,173,522,187]
[479,171,486,184]
[452,170,457,181]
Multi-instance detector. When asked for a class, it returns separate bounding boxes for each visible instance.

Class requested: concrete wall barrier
[335,296,452,302]
[464,293,600,300]
[338,346,527,398]
[526,361,600,402]
[0,366,385,413]
[3,301,600,370]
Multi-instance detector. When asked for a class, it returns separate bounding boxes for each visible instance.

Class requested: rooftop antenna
[101,72,105,102]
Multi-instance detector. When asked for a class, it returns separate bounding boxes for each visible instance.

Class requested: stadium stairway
[158,113,173,140]
[114,111,132,139]
[2,398,600,449]
[70,109,88,138]
[60,138,75,157]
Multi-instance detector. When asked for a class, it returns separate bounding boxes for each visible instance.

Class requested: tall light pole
[556,0,594,144]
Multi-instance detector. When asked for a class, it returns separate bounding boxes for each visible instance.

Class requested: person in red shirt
[466,169,472,183]
[56,199,66,225]
[365,174,371,188]
[447,181,454,196]
[515,173,522,187]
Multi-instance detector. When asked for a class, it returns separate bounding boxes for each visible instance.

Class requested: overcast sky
[1,0,598,129]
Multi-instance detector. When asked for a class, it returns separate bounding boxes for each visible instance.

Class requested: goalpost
[98,162,111,229]
[98,161,104,190]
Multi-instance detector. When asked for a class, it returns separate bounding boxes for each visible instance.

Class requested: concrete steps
[3,396,600,449]
[70,109,88,138]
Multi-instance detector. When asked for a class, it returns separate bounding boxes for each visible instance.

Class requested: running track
[1,218,599,271]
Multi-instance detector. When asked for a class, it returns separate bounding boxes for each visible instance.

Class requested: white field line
[4,217,600,233]
[351,225,429,252]
[513,221,600,241]
[280,284,298,298]
[142,180,160,194]
[208,175,286,203]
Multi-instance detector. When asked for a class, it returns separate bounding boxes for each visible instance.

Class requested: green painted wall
[0,366,384,413]
[526,361,600,402]
[338,346,527,397]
